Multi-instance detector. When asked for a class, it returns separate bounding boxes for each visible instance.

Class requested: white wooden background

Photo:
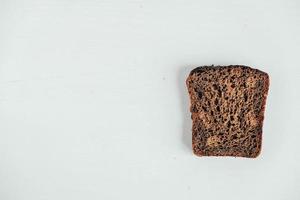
[0,0,299,199]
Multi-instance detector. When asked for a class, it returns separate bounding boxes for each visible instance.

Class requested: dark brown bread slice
[186,65,269,158]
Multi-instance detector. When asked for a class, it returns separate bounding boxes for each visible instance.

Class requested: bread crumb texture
[186,65,269,158]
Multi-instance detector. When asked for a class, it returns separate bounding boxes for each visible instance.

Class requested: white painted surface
[0,0,299,199]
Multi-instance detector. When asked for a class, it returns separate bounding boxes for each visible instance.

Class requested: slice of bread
[186,65,269,158]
